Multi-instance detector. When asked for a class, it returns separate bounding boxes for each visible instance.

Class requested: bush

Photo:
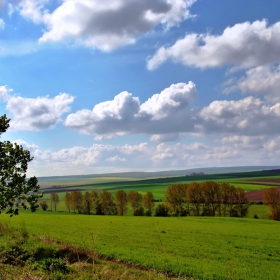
[40,257,69,274]
[134,207,144,216]
[254,214,259,219]
[155,203,169,217]
[0,246,34,266]
[39,201,49,211]
[146,210,152,216]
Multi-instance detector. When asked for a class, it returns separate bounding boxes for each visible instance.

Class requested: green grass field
[2,170,280,279]
[1,212,280,280]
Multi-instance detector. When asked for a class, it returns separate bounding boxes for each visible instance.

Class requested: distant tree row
[164,182,249,217]
[63,190,155,216]
[51,181,249,218]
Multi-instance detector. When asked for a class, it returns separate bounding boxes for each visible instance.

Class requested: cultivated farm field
[2,169,280,279]
[1,213,280,280]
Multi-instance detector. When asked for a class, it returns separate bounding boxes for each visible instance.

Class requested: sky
[1,0,280,177]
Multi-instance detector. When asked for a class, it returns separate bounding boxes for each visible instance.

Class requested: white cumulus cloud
[14,0,195,51]
[198,97,280,136]
[224,65,280,102]
[147,20,280,70]
[0,86,74,131]
[64,82,198,138]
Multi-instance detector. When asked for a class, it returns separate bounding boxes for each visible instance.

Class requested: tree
[39,200,48,211]
[187,182,203,216]
[128,191,143,216]
[220,183,236,217]
[70,191,83,214]
[91,190,101,214]
[0,114,43,216]
[165,184,188,216]
[263,188,280,220]
[83,191,94,215]
[50,193,59,212]
[115,190,128,216]
[202,181,220,216]
[99,190,117,215]
[64,192,71,213]
[142,191,155,216]
[234,187,250,218]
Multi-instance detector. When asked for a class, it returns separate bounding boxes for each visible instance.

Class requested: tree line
[39,181,251,218]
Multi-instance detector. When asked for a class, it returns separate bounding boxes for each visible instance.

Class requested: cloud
[18,137,280,177]
[224,65,280,102]
[0,85,11,101]
[15,0,195,51]
[64,82,198,138]
[150,133,182,142]
[198,96,280,136]
[0,86,74,131]
[17,0,49,24]
[65,82,280,139]
[147,20,280,70]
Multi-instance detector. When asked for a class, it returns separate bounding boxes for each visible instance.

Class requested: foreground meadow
[1,213,279,280]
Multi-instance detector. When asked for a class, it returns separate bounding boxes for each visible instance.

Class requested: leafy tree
[91,190,101,214]
[99,190,117,215]
[187,182,203,216]
[142,191,155,216]
[234,187,250,218]
[0,114,43,216]
[115,190,128,216]
[83,191,94,215]
[202,181,220,217]
[69,191,83,213]
[165,184,188,216]
[128,191,143,216]
[220,183,236,217]
[64,192,71,213]
[263,188,280,220]
[39,200,49,211]
[50,193,59,212]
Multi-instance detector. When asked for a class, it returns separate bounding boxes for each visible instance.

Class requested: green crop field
[1,212,280,280]
[39,170,280,201]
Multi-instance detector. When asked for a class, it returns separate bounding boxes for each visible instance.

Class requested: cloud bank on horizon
[0,0,280,176]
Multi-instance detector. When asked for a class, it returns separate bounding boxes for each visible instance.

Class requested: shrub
[0,246,34,266]
[40,257,69,274]
[146,210,152,216]
[134,206,144,216]
[39,200,49,211]
[155,203,169,217]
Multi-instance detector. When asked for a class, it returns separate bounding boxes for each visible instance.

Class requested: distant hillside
[38,166,280,180]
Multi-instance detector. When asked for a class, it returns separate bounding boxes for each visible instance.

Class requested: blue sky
[1,0,280,176]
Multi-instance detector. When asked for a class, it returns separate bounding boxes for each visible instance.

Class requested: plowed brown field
[245,186,280,201]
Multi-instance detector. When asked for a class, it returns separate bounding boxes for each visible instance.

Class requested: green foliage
[0,114,43,216]
[155,203,169,217]
[0,246,34,266]
[40,257,69,274]
[39,200,49,211]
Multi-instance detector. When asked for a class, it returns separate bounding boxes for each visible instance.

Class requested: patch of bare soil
[245,187,280,201]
